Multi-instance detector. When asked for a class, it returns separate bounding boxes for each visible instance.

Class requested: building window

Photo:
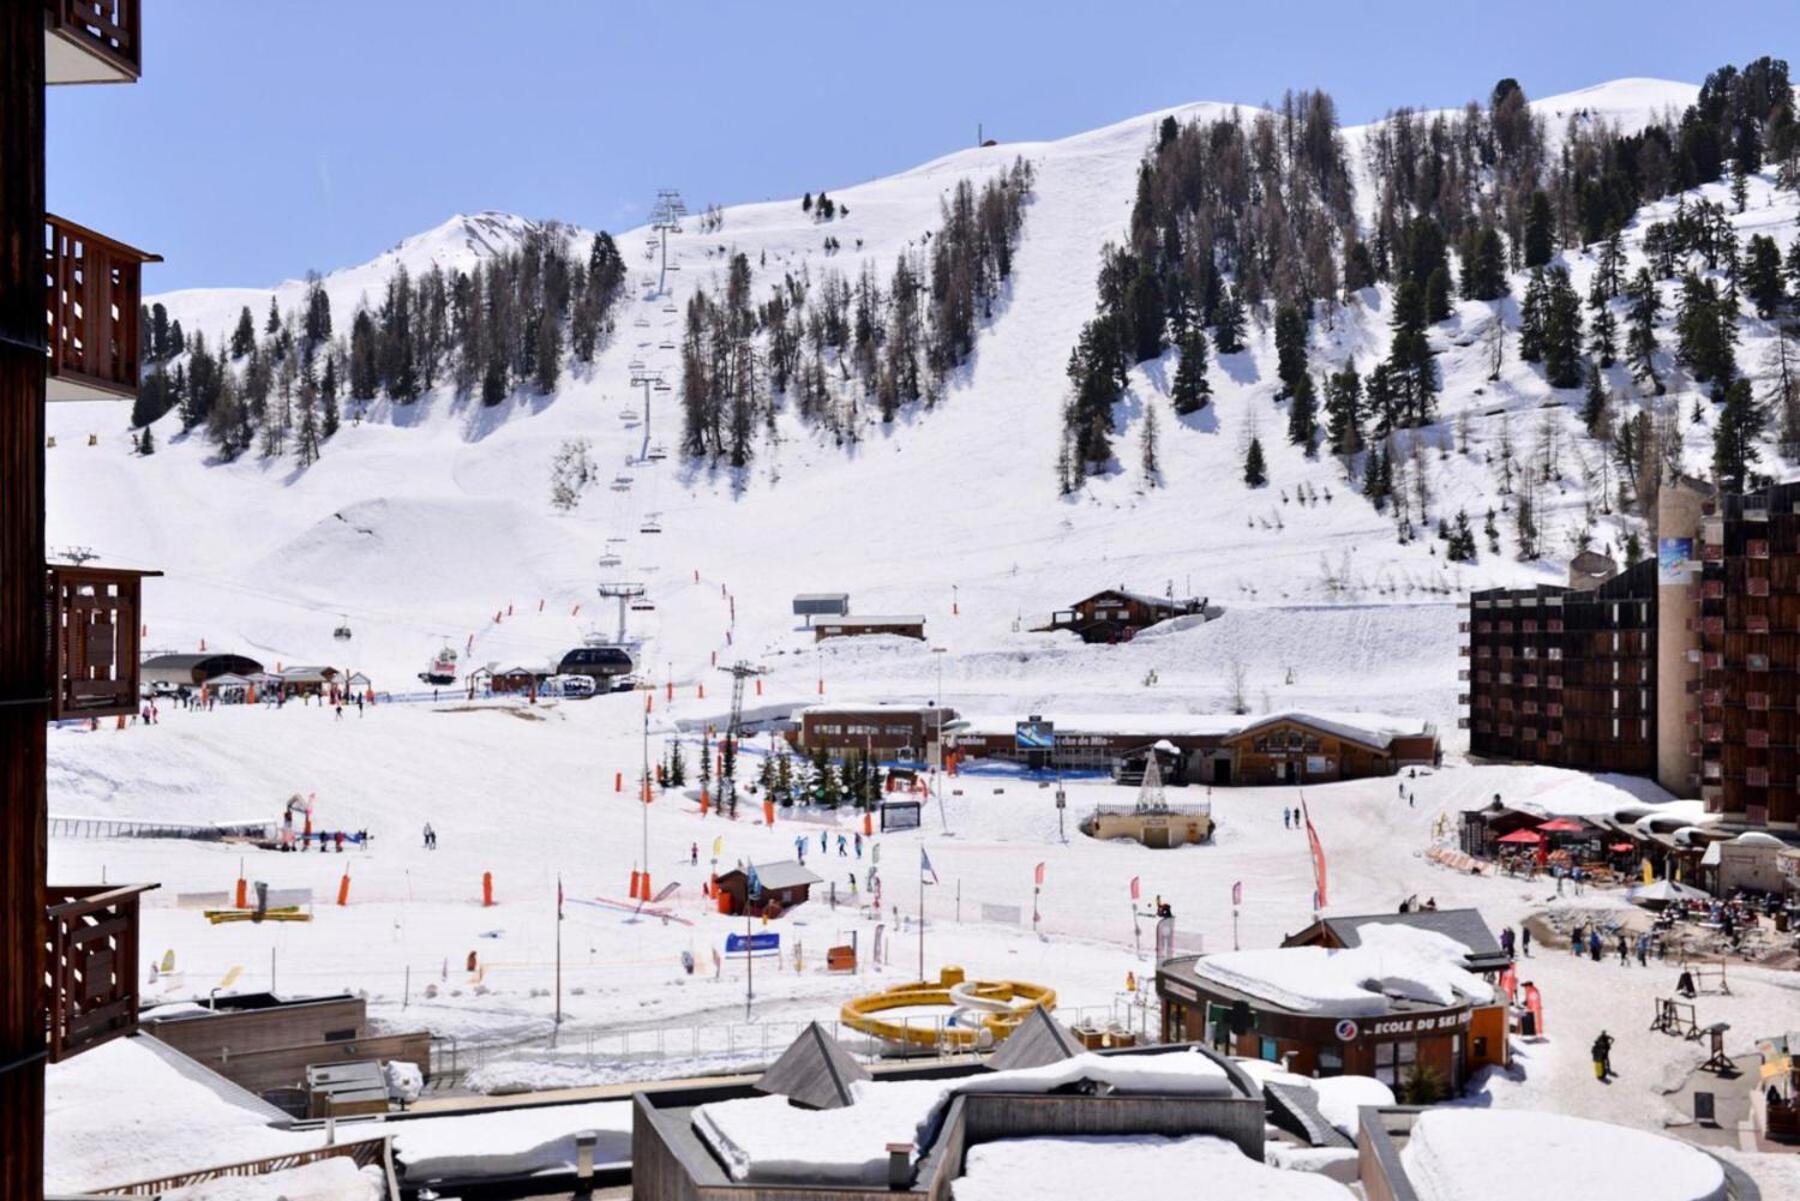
[1259,1037,1279,1062]
[1374,1040,1418,1087]
[1317,1047,1343,1077]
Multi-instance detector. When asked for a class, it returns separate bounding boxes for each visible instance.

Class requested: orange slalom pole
[336,871,351,906]
[482,871,494,907]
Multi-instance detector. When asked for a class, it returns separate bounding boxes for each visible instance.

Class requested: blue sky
[50,1,1787,292]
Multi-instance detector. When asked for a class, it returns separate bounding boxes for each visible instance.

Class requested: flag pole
[918,857,925,982]
[554,873,563,1034]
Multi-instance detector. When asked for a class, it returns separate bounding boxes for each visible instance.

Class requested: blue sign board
[1015,719,1056,750]
[726,932,781,955]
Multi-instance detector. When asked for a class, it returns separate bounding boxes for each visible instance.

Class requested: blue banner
[726,932,781,955]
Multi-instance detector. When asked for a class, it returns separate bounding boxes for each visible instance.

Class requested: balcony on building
[48,563,160,720]
[44,883,157,1061]
[46,213,161,402]
[45,0,140,85]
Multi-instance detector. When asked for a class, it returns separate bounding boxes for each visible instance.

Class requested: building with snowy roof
[1282,909,1511,975]
[812,614,927,642]
[1156,924,1510,1095]
[1045,587,1210,643]
[141,651,265,689]
[629,1025,1268,1199]
[951,710,1439,784]
[1356,1106,1745,1201]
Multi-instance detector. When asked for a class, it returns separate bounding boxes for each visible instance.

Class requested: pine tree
[230,306,255,359]
[1626,269,1663,393]
[1484,508,1500,554]
[1362,440,1386,506]
[1170,326,1211,414]
[1139,402,1161,484]
[1324,360,1363,456]
[1523,190,1555,268]
[1587,280,1617,367]
[1712,377,1763,490]
[1424,265,1453,323]
[1462,226,1508,301]
[264,295,281,336]
[320,356,340,438]
[1676,272,1737,389]
[302,272,332,345]
[1581,360,1612,439]
[1445,509,1477,562]
[1385,280,1437,426]
[1541,268,1585,388]
[1243,435,1267,487]
[1214,285,1246,354]
[1287,371,1318,453]
[349,310,379,400]
[1744,234,1787,317]
[1273,303,1308,397]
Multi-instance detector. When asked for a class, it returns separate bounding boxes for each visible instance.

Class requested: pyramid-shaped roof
[753,1021,871,1109]
[985,1006,1081,1072]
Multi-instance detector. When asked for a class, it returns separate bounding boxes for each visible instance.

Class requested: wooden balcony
[45,883,157,1062]
[48,563,159,719]
[45,213,161,401]
[45,0,139,85]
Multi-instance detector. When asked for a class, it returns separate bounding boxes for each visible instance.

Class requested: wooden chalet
[1047,588,1207,643]
[277,665,338,698]
[714,861,822,917]
[813,614,926,642]
[6,8,160,1197]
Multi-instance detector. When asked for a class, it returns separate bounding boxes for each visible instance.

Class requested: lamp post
[931,647,950,832]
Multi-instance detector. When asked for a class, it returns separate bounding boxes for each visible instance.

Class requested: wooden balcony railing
[45,213,160,401]
[47,563,159,720]
[44,882,157,1062]
[45,0,140,85]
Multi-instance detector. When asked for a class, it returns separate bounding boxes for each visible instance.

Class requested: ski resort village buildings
[1156,913,1513,1094]
[1045,587,1210,643]
[789,703,957,765]
[812,614,927,642]
[1465,477,1800,835]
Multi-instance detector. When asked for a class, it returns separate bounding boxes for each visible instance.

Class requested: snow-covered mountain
[46,76,1795,744]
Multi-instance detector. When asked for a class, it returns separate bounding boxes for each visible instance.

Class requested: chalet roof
[1080,588,1201,611]
[754,1021,870,1109]
[719,861,823,891]
[984,1005,1081,1072]
[1299,909,1508,972]
[793,592,850,602]
[142,652,262,672]
[279,666,337,682]
[822,615,926,626]
[1222,711,1417,752]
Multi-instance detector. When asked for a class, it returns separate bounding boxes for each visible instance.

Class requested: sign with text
[725,932,780,956]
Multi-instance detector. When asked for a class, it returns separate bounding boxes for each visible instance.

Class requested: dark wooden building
[1048,588,1207,643]
[6,8,158,1200]
[1463,557,1657,775]
[814,615,926,642]
[790,702,955,764]
[141,651,266,690]
[714,861,822,917]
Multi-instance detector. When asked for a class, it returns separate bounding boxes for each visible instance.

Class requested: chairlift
[606,535,628,543]
[647,446,669,462]
[598,553,622,567]
[661,304,677,314]
[639,521,663,534]
[630,601,657,612]
[633,316,650,328]
[652,381,673,393]
[332,615,353,641]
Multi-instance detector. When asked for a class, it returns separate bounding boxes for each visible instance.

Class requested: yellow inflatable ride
[839,967,1057,1050]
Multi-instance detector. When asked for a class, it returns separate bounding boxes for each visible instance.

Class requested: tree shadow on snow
[1217,350,1260,386]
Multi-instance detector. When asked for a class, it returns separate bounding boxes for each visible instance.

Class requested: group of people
[1280,808,1307,830]
[793,829,864,863]
[1568,921,1661,967]
[1499,924,1531,957]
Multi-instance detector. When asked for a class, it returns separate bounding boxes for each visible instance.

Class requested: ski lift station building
[140,652,265,690]
[813,614,926,642]
[792,592,850,625]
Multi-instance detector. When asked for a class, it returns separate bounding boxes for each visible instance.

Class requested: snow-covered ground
[35,73,1800,1196]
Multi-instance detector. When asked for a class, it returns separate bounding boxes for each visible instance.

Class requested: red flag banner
[1034,862,1046,887]
[1129,876,1141,902]
[1231,880,1243,906]
[1301,798,1328,908]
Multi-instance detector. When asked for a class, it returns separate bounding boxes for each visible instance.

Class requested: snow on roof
[694,1050,1233,1185]
[1314,909,1505,968]
[1236,1061,1395,1141]
[821,614,926,625]
[1191,924,1494,1017]
[45,1035,321,1193]
[390,1099,632,1179]
[1399,1109,1726,1201]
[954,1135,1355,1201]
[160,1157,384,1201]
[955,709,1430,746]
[801,700,941,717]
[747,860,823,890]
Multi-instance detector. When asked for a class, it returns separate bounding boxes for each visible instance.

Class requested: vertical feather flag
[1301,798,1327,908]
[1129,876,1141,902]
[1231,880,1243,906]
[1033,862,1046,887]
[920,847,939,885]
[557,875,564,921]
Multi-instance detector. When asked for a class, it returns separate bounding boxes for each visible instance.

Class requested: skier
[1588,929,1602,962]
[1283,809,1291,830]
[1592,1030,1615,1080]
[1617,933,1630,966]
[690,842,699,867]
[837,834,848,857]
[854,832,863,858]
[1500,927,1515,958]
[1521,926,1532,957]
[334,703,344,721]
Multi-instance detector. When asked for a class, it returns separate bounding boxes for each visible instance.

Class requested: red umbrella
[1536,817,1587,833]
[1497,829,1546,845]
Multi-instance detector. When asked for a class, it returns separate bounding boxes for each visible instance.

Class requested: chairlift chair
[639,521,663,534]
[630,601,657,612]
[661,304,678,314]
[652,381,673,393]
[332,616,353,641]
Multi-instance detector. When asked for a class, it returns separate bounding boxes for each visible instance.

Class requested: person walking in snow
[837,834,848,857]
[820,831,828,854]
[1592,1030,1615,1080]
[1617,933,1630,965]
[1521,926,1532,957]
[1500,927,1515,958]
[690,842,699,867]
[1588,929,1602,962]
[1570,922,1584,957]
[1635,934,1649,967]
[1283,809,1291,830]
[854,832,863,858]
